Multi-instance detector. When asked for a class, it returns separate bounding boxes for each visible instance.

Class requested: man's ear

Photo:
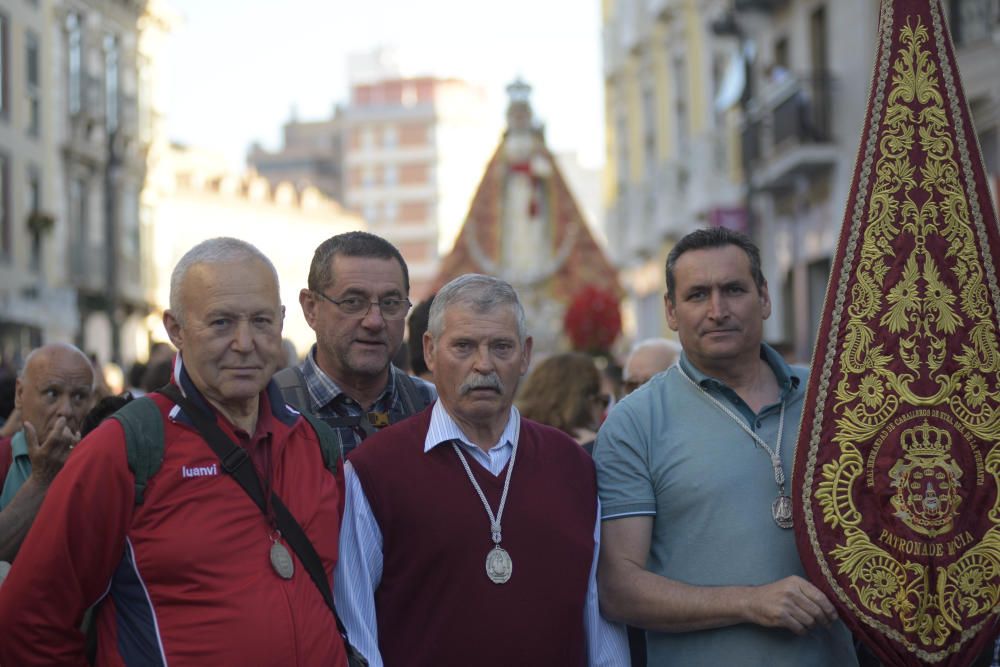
[300,289,319,330]
[163,310,184,350]
[759,280,772,321]
[422,331,436,375]
[13,378,23,410]
[664,292,679,332]
[520,336,533,375]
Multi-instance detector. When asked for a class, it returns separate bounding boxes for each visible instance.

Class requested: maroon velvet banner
[792,1,1000,665]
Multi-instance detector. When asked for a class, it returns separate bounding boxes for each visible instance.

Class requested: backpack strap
[391,366,429,417]
[297,410,342,476]
[274,366,310,413]
[111,396,165,505]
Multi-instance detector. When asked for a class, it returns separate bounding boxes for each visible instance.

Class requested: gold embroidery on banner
[807,12,1000,659]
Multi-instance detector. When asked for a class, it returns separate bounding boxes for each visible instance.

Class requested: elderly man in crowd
[0,238,348,666]
[335,273,628,666]
[0,343,94,562]
[276,231,434,461]
[595,227,856,666]
[622,337,680,395]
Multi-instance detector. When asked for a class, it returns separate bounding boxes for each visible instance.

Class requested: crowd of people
[0,228,872,666]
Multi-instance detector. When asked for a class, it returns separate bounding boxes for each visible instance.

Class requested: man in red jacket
[335,273,628,666]
[0,237,348,666]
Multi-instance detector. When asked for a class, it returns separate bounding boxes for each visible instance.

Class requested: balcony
[734,0,790,12]
[740,72,839,191]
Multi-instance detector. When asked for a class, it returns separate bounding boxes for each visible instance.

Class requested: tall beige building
[250,67,499,302]
[603,0,1000,360]
[0,0,66,365]
[602,0,746,342]
[731,0,998,362]
[0,0,161,368]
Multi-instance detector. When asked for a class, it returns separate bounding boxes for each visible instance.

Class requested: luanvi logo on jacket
[181,463,219,479]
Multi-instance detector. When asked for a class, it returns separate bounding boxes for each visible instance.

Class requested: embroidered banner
[792,1,1000,665]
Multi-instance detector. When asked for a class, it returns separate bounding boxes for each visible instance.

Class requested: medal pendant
[772,495,793,529]
[485,546,513,584]
[270,541,295,579]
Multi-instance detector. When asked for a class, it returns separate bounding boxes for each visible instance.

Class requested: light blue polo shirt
[0,431,33,509]
[594,344,857,666]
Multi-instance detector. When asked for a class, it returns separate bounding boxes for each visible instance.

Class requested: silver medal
[270,541,295,579]
[772,495,793,529]
[485,546,513,584]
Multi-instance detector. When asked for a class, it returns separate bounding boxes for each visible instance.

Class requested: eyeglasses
[314,292,412,320]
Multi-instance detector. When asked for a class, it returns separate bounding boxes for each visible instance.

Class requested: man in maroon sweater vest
[335,273,628,666]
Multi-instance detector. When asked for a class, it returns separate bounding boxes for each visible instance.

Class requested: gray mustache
[460,372,504,395]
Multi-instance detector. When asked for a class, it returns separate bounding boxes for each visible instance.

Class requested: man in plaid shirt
[276,232,435,459]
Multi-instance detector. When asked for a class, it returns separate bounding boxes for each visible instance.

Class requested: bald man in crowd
[0,343,95,561]
[622,338,680,395]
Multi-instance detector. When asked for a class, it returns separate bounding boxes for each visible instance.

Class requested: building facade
[731,0,998,362]
[602,0,746,343]
[0,0,64,366]
[603,0,1000,362]
[247,111,345,204]
[249,66,499,302]
[0,0,158,369]
[146,144,366,357]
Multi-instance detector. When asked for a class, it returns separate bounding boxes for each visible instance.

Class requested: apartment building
[732,0,998,362]
[602,0,746,342]
[0,0,159,367]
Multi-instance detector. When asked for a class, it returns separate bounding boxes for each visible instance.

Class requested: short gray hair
[428,274,527,343]
[169,237,279,320]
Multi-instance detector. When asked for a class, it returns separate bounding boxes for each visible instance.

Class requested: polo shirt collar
[10,430,27,460]
[169,353,296,433]
[678,343,799,401]
[423,400,520,454]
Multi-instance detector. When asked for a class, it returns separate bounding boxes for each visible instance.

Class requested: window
[384,164,398,186]
[672,56,689,157]
[27,167,41,270]
[774,37,790,71]
[66,13,82,115]
[641,82,656,179]
[0,154,9,259]
[104,35,119,133]
[383,125,397,148]
[26,31,40,136]
[69,176,88,249]
[121,184,138,256]
[0,14,8,120]
[949,0,998,45]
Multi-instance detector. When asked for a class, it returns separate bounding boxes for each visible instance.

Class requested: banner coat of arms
[792,1,1000,665]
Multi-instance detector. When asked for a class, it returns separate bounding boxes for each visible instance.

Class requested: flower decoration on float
[563,285,622,356]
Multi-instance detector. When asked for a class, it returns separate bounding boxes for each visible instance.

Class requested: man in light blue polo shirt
[595,227,857,666]
[0,343,94,562]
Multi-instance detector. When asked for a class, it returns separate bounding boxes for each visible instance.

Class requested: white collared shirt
[333,401,629,666]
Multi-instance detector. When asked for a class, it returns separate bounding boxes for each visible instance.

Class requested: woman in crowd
[516,352,609,455]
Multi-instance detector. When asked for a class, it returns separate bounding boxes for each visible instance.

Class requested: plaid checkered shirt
[298,345,437,458]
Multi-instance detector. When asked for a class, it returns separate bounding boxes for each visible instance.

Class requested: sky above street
[164,0,605,169]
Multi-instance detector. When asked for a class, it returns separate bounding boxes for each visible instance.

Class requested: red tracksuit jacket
[0,372,347,666]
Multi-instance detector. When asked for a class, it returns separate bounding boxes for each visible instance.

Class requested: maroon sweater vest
[349,407,597,667]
